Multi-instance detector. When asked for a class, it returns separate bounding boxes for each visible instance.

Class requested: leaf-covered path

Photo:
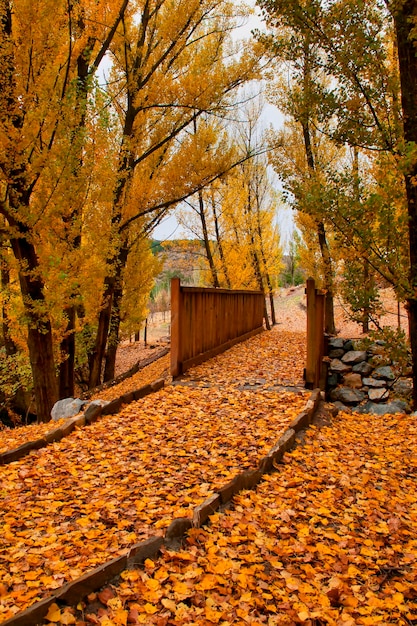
[0,330,307,622]
[46,410,417,626]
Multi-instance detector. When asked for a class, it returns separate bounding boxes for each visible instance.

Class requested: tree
[87,0,262,387]
[0,0,129,420]
[257,0,417,406]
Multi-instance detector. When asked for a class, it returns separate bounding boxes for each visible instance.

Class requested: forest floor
[0,288,415,625]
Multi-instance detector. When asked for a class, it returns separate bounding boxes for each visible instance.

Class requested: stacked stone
[327,337,412,414]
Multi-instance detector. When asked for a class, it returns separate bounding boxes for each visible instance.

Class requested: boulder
[373,366,395,381]
[327,373,338,387]
[342,373,363,389]
[357,400,408,415]
[330,359,352,374]
[368,388,389,402]
[328,338,344,349]
[84,399,110,421]
[329,348,345,359]
[352,361,374,376]
[342,350,367,365]
[329,387,366,405]
[362,377,386,388]
[51,397,87,421]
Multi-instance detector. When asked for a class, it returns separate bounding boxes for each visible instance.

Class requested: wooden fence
[305,277,328,390]
[170,278,265,377]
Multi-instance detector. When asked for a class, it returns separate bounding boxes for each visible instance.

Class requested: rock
[368,388,389,402]
[329,387,366,405]
[342,373,363,389]
[392,378,413,398]
[362,377,386,388]
[373,366,395,381]
[327,373,338,387]
[330,359,352,374]
[84,399,109,421]
[333,401,351,413]
[51,397,87,421]
[328,338,344,349]
[343,340,355,351]
[342,350,367,365]
[357,400,408,415]
[329,348,345,359]
[352,361,374,376]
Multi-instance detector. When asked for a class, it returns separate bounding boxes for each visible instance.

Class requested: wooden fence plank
[170,279,264,376]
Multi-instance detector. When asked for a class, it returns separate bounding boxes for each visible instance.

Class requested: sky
[151,2,295,248]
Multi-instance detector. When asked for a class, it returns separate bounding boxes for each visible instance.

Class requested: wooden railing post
[170,278,182,377]
[305,278,316,388]
[315,292,325,389]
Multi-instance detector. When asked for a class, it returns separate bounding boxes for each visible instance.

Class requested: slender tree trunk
[393,0,417,409]
[255,199,277,325]
[300,36,336,335]
[59,309,76,399]
[103,243,129,382]
[198,189,220,288]
[301,118,336,334]
[211,197,231,288]
[246,186,270,330]
[316,219,336,334]
[362,258,371,334]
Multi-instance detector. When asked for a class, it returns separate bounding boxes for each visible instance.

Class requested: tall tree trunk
[211,197,231,288]
[316,219,336,334]
[392,0,417,409]
[10,234,58,422]
[301,117,336,334]
[300,36,336,335]
[198,189,220,288]
[255,198,277,325]
[246,186,270,330]
[362,258,371,334]
[103,242,129,382]
[59,309,76,399]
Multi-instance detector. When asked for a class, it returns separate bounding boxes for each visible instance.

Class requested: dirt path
[0,331,307,622]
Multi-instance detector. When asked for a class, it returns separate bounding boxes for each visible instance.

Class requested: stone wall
[326,337,412,414]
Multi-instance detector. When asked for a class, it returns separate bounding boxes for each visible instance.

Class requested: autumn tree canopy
[257,0,417,407]
[0,0,264,421]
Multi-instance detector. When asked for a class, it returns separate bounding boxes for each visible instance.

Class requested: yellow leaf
[60,611,76,625]
[112,608,128,625]
[298,610,310,621]
[45,603,61,623]
[144,603,158,615]
[197,574,218,590]
[146,578,160,591]
[213,558,233,574]
[240,592,252,602]
[161,598,176,612]
[173,580,191,596]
